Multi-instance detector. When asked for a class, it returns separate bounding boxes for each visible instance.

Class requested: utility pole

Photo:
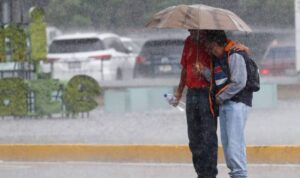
[1,0,26,24]
[11,0,24,24]
[1,0,11,24]
[0,0,29,79]
[295,0,300,73]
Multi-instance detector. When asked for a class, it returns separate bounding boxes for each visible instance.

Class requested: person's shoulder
[184,36,192,43]
[229,50,247,59]
[228,52,246,66]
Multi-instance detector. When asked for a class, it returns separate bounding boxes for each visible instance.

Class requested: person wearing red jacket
[174,30,218,178]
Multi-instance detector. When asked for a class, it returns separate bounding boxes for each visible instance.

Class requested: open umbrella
[146,4,252,32]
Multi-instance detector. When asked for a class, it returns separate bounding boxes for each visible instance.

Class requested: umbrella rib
[182,6,193,28]
[229,14,246,31]
[228,12,251,31]
[212,10,251,31]
[163,5,187,28]
[162,6,178,28]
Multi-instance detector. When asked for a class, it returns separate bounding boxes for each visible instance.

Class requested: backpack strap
[209,61,216,118]
[222,40,237,81]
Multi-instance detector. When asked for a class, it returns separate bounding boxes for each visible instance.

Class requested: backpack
[226,51,260,92]
[244,54,260,92]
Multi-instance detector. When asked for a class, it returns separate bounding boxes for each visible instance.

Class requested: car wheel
[116,68,123,80]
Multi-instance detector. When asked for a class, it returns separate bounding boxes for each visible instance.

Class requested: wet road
[0,99,299,145]
[0,161,299,178]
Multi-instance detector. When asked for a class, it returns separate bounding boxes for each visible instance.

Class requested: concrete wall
[104,87,174,113]
[104,83,277,113]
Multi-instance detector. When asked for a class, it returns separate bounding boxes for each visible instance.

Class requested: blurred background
[0,1,299,177]
[0,0,299,148]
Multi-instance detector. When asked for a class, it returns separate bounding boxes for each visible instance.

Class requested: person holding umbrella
[146,4,252,178]
[174,29,218,178]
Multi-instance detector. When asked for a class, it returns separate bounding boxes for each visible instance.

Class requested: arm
[231,43,251,55]
[193,62,211,82]
[174,37,189,103]
[174,68,186,103]
[217,53,247,103]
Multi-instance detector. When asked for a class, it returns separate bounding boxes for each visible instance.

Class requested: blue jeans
[219,100,248,178]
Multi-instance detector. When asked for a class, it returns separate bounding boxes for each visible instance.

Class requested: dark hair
[206,30,227,46]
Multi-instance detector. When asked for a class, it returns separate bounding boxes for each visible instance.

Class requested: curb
[0,144,299,164]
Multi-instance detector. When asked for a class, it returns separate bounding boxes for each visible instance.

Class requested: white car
[46,26,62,46]
[41,33,133,81]
[120,37,141,71]
[120,37,141,54]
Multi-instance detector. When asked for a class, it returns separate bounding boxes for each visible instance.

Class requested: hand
[171,99,179,107]
[192,62,204,77]
[173,90,182,107]
[216,96,223,105]
[231,43,251,55]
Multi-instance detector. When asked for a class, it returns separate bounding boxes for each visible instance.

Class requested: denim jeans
[186,88,218,178]
[219,100,248,178]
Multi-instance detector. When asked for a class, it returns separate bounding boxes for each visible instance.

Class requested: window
[104,37,128,53]
[49,38,104,53]
[141,40,184,57]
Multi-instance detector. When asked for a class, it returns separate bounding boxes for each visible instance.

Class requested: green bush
[30,7,46,22]
[28,79,62,116]
[0,76,102,117]
[29,7,47,62]
[5,25,27,61]
[0,78,27,116]
[63,75,101,115]
[0,28,5,61]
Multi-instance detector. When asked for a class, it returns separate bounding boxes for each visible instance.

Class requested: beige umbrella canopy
[146,4,252,32]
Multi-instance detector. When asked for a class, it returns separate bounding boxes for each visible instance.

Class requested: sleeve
[201,67,211,82]
[217,53,247,102]
[200,52,212,81]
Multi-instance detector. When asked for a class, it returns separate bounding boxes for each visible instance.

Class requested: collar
[224,40,236,52]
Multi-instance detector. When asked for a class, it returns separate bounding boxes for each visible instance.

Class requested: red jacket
[180,36,211,88]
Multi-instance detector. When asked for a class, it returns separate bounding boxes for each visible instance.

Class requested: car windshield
[141,40,184,56]
[265,46,295,61]
[49,38,105,53]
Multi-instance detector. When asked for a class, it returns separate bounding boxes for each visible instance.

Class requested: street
[0,162,299,178]
[0,99,299,145]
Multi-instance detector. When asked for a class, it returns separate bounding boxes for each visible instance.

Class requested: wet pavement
[0,99,299,145]
[0,161,299,178]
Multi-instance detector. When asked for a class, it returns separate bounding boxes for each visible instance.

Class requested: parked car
[41,33,133,81]
[120,37,141,54]
[133,39,184,78]
[120,37,141,71]
[260,41,296,75]
[46,26,62,46]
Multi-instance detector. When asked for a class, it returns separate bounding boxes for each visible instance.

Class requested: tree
[46,0,93,29]
[44,0,295,31]
[240,0,294,27]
